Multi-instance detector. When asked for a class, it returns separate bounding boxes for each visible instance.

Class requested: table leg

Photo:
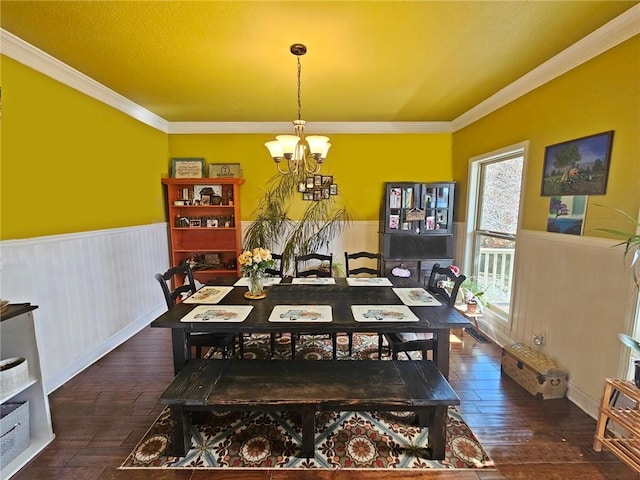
[172,329,189,375]
[300,406,315,458]
[168,405,192,457]
[428,406,447,460]
[434,329,450,379]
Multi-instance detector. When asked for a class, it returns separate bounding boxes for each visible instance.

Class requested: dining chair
[344,251,383,356]
[381,263,466,360]
[265,253,284,277]
[292,253,336,358]
[294,253,333,278]
[155,264,237,359]
[263,253,283,356]
[344,251,382,277]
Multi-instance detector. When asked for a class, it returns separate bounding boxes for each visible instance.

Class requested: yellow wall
[1,56,169,240]
[452,36,640,234]
[169,133,452,221]
[4,33,637,240]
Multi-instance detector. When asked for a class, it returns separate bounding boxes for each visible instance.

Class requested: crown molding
[167,121,453,134]
[451,4,640,132]
[0,29,169,133]
[2,4,638,135]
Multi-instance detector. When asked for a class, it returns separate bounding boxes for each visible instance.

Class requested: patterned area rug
[121,334,494,470]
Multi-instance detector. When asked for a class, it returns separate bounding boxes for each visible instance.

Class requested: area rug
[121,334,494,470]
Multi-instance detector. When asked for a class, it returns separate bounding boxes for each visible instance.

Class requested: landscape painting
[541,131,613,196]
[547,196,587,236]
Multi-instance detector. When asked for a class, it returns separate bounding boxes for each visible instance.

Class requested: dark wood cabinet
[379,182,455,285]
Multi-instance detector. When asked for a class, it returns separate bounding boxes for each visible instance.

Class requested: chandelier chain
[296,55,302,122]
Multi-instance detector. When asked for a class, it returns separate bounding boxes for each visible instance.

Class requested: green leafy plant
[460,278,488,306]
[243,172,350,275]
[596,205,640,289]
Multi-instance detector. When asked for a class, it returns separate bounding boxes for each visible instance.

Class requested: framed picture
[322,187,330,199]
[306,177,314,189]
[321,175,333,185]
[303,192,313,201]
[330,184,338,195]
[201,195,211,205]
[194,185,222,200]
[313,189,322,201]
[189,219,202,227]
[547,195,587,235]
[171,158,205,178]
[206,218,218,228]
[314,175,322,186]
[541,131,614,196]
[208,163,242,178]
[298,181,306,193]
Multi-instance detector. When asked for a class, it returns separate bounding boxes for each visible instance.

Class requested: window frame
[463,142,528,323]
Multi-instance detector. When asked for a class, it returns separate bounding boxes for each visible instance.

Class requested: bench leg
[168,406,192,457]
[426,406,448,460]
[300,406,315,458]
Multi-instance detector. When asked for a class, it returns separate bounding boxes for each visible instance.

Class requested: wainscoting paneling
[0,223,170,393]
[455,227,638,418]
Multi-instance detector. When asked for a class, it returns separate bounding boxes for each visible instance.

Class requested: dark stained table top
[150,276,470,335]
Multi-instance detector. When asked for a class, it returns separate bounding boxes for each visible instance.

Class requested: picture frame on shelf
[201,195,211,205]
[189,219,202,227]
[206,218,218,228]
[541,130,614,196]
[171,158,205,178]
[208,163,242,178]
[194,185,222,200]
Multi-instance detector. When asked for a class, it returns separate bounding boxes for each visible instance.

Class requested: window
[466,145,525,319]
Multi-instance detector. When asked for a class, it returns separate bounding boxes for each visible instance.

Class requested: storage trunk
[501,343,568,399]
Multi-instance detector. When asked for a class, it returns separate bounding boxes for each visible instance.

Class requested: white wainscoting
[0,223,170,393]
[455,226,639,418]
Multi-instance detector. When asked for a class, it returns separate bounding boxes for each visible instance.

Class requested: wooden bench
[159,358,460,459]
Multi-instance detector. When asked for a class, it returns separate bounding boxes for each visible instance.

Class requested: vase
[244,272,266,299]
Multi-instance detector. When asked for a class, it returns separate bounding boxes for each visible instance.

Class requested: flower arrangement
[238,247,275,276]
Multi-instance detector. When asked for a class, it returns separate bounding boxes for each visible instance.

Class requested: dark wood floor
[13,327,635,480]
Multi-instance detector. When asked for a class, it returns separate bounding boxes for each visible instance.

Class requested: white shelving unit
[1,304,55,479]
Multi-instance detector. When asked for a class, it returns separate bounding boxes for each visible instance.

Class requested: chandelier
[265,44,331,175]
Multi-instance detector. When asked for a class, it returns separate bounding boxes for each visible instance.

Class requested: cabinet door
[383,183,421,234]
[421,183,454,234]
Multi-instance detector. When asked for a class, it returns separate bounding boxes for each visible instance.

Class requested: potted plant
[597,206,640,289]
[243,172,350,275]
[460,278,487,314]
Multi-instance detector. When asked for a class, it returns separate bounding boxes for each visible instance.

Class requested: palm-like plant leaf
[244,171,351,274]
[596,205,640,289]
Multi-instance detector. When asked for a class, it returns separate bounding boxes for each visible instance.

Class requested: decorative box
[0,401,30,467]
[501,343,568,399]
[0,357,29,394]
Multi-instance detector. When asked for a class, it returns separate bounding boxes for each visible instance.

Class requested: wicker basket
[0,401,30,468]
[0,357,29,395]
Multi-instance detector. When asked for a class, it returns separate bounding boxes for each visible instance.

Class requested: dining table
[150,276,471,379]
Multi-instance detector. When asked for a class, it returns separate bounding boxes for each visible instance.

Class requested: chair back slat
[344,251,382,277]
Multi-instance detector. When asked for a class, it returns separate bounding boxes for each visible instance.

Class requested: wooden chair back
[344,251,382,277]
[426,263,466,306]
[154,263,196,308]
[294,253,333,278]
[265,253,284,277]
